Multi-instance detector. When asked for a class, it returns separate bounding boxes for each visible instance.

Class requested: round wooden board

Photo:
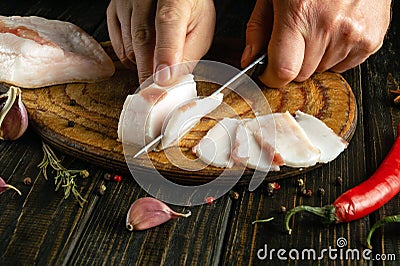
[16,53,356,185]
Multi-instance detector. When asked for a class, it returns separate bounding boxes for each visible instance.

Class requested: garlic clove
[126,197,191,231]
[0,86,28,140]
[0,176,22,195]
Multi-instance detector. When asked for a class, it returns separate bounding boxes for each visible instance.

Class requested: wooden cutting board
[16,44,357,185]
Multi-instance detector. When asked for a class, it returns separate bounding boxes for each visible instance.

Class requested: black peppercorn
[103,173,112,181]
[229,191,239,200]
[69,99,76,106]
[317,187,325,197]
[68,120,75,127]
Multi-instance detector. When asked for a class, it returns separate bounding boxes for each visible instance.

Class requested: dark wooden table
[0,1,399,265]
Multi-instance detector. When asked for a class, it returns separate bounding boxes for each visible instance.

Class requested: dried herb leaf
[38,142,88,207]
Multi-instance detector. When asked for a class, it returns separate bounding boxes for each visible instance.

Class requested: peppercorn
[69,99,76,106]
[67,120,75,127]
[305,189,313,197]
[297,178,304,188]
[229,191,239,200]
[103,173,112,181]
[113,175,122,182]
[205,196,214,205]
[335,176,343,186]
[97,183,107,196]
[267,185,274,196]
[299,188,307,196]
[23,177,32,186]
[80,170,89,178]
[317,187,325,197]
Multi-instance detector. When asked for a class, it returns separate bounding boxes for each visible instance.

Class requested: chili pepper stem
[252,217,274,224]
[366,214,400,249]
[285,205,336,235]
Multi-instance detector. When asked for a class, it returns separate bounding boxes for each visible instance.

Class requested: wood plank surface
[0,0,399,265]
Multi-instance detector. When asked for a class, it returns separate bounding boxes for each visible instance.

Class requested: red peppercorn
[272,182,281,191]
[113,175,122,182]
[305,189,313,197]
[205,196,214,205]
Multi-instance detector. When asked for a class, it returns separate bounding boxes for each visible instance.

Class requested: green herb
[38,142,87,207]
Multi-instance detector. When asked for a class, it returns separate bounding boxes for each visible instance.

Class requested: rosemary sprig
[38,142,88,207]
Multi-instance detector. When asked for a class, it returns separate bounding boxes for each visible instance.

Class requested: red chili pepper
[285,124,400,234]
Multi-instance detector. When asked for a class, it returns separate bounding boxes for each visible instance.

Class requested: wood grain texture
[17,49,357,185]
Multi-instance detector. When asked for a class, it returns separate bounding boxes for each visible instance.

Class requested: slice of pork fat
[232,123,281,172]
[118,74,197,146]
[160,93,223,150]
[0,16,115,88]
[295,111,348,163]
[193,118,239,168]
[253,112,321,168]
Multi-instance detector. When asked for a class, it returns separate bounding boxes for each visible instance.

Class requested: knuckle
[157,3,183,24]
[338,21,382,55]
[359,37,383,55]
[132,26,153,47]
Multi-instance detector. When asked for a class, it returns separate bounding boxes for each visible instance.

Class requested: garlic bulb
[126,197,191,231]
[0,86,28,140]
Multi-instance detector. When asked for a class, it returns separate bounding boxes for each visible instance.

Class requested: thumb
[259,17,305,88]
[241,0,273,68]
[153,0,191,86]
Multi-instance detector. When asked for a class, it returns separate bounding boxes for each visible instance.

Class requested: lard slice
[160,93,223,149]
[295,111,348,163]
[118,74,197,146]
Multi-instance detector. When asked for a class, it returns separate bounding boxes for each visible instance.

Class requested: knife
[133,53,267,159]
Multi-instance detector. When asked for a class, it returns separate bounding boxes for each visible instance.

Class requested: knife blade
[132,53,267,159]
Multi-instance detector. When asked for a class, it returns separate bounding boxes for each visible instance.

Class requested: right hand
[106,0,216,85]
[241,0,391,88]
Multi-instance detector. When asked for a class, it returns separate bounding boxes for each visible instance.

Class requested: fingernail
[241,45,252,67]
[154,64,171,84]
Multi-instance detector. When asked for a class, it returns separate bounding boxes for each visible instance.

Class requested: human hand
[241,0,392,88]
[107,0,216,85]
